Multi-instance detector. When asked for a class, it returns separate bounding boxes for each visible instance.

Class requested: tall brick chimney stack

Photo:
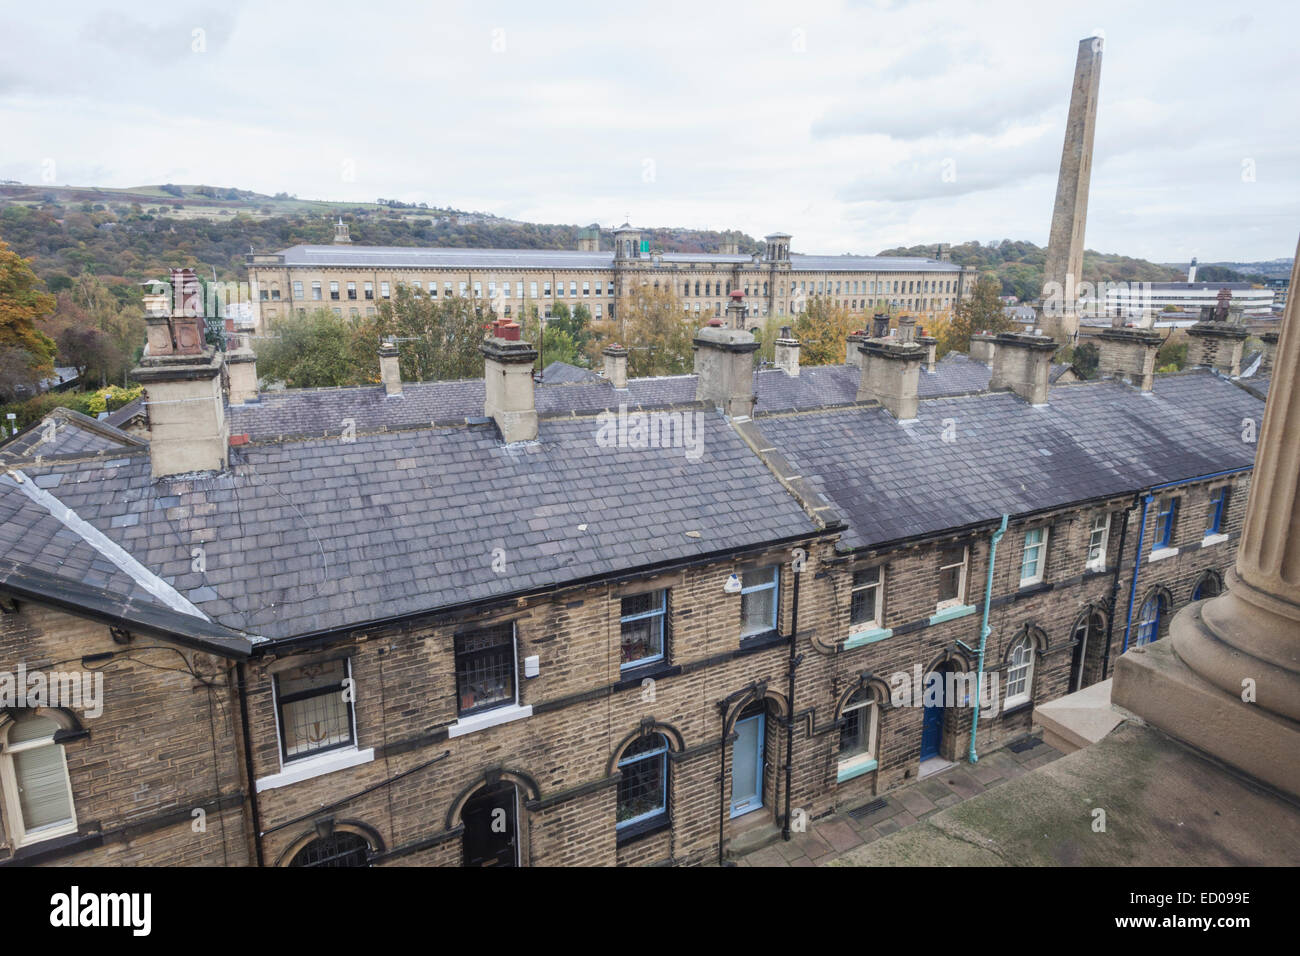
[480,318,538,442]
[132,268,229,477]
[1041,36,1104,345]
[989,331,1057,406]
[694,322,759,418]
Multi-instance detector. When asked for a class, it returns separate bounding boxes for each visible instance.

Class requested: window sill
[615,662,680,691]
[1002,699,1032,717]
[256,746,375,793]
[447,702,533,739]
[615,814,670,847]
[844,626,893,649]
[836,756,878,783]
[1148,546,1180,563]
[1201,533,1229,548]
[929,604,976,625]
[1084,560,1108,575]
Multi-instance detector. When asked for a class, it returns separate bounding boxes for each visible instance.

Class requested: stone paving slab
[738,737,1065,867]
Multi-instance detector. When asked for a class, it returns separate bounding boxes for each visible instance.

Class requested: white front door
[730,714,765,818]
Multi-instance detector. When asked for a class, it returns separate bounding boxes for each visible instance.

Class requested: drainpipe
[969,514,1008,764]
[1100,496,1136,680]
[235,662,265,867]
[1120,466,1251,654]
[782,563,802,841]
[716,699,729,867]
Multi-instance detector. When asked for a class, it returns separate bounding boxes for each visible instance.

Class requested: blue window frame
[740,567,779,637]
[1153,497,1179,549]
[616,734,668,829]
[620,590,667,669]
[1206,488,1229,536]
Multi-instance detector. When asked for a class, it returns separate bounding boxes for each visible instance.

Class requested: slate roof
[228,355,994,440]
[0,407,143,463]
[541,361,603,384]
[104,397,145,428]
[1,414,816,642]
[272,244,962,274]
[757,369,1264,551]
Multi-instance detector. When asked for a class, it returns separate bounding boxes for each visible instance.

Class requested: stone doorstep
[724,817,783,859]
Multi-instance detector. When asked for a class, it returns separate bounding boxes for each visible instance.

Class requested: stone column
[1113,236,1300,796]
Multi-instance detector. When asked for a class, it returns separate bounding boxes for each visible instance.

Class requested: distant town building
[1101,282,1274,320]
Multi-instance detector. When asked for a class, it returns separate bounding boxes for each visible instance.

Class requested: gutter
[968,514,1007,763]
[1120,466,1251,653]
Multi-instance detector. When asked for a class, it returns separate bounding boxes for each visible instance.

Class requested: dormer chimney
[132,267,228,477]
[379,338,402,397]
[480,319,538,442]
[857,337,925,420]
[603,344,629,389]
[694,324,758,418]
[1092,327,1162,391]
[774,327,800,376]
[989,331,1057,405]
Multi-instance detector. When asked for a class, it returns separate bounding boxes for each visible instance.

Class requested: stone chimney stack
[1258,331,1279,375]
[603,344,629,389]
[225,332,259,405]
[989,331,1057,406]
[969,332,997,366]
[132,267,229,477]
[379,339,402,397]
[871,313,891,339]
[774,327,800,377]
[845,330,869,368]
[694,322,758,418]
[1186,291,1249,376]
[857,337,925,420]
[480,318,538,443]
[1092,327,1162,391]
[916,327,938,373]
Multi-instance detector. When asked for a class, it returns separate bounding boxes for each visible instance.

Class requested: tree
[619,285,695,377]
[940,275,1015,357]
[793,296,859,366]
[1070,342,1100,379]
[256,309,379,388]
[378,286,486,382]
[0,238,57,379]
[0,347,40,402]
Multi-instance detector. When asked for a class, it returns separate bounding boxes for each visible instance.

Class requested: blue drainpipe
[969,513,1008,764]
[1120,465,1252,653]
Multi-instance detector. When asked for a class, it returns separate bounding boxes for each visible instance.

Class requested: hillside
[876,239,1187,301]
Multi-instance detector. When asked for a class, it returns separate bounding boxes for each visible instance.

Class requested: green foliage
[378,287,488,382]
[1070,343,1100,379]
[1156,339,1187,372]
[0,390,95,432]
[793,297,859,366]
[938,275,1015,357]
[84,383,143,415]
[256,309,380,389]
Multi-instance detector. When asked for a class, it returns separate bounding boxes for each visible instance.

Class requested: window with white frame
[454,624,517,717]
[1086,513,1110,569]
[850,566,883,628]
[1,713,77,846]
[620,590,667,669]
[274,659,355,763]
[838,688,878,762]
[1005,635,1035,708]
[937,544,968,608]
[616,733,669,830]
[1135,594,1166,647]
[739,566,779,637]
[1019,527,1048,587]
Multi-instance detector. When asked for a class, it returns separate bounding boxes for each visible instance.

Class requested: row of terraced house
[0,267,1275,866]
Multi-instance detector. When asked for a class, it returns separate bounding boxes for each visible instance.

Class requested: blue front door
[920,673,946,760]
[730,714,765,818]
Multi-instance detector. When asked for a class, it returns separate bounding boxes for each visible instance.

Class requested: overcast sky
[3,0,1297,262]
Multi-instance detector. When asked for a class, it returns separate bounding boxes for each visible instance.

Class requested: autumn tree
[938,274,1015,357]
[378,286,486,382]
[256,309,379,388]
[619,285,695,377]
[792,296,859,366]
[0,238,58,386]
